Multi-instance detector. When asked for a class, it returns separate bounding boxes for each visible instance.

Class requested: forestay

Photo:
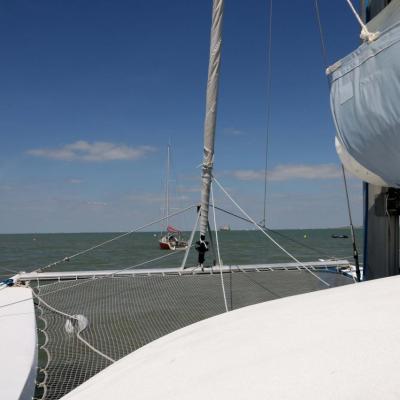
[329,0,400,187]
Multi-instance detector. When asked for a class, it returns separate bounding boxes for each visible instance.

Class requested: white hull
[0,285,37,400]
[159,235,188,250]
[61,275,400,399]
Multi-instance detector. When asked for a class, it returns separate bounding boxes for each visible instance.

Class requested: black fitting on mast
[195,204,209,269]
[195,234,209,270]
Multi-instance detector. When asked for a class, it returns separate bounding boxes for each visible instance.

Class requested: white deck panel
[18,259,350,281]
[63,275,400,400]
[0,286,37,400]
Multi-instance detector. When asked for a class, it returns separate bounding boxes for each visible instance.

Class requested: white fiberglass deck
[62,275,400,400]
[0,286,37,400]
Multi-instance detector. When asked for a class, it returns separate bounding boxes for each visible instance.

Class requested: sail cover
[329,0,400,187]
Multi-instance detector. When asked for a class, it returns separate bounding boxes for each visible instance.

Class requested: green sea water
[2,229,359,400]
[0,228,363,279]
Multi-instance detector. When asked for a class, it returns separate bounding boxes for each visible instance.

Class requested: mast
[199,0,225,242]
[166,144,170,229]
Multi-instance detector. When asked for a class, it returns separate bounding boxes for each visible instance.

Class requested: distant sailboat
[158,144,188,250]
[159,225,188,250]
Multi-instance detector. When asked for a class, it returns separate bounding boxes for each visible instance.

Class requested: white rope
[345,0,379,42]
[262,0,273,228]
[76,332,115,363]
[180,210,201,270]
[33,291,116,363]
[210,183,229,312]
[34,204,196,273]
[213,177,330,287]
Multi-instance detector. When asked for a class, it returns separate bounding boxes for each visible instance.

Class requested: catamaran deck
[26,262,353,400]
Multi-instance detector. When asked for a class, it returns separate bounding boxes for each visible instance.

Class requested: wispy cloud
[0,185,14,192]
[126,193,164,203]
[177,186,201,193]
[231,164,341,181]
[66,178,83,184]
[223,127,245,136]
[27,141,156,162]
[86,201,108,207]
[126,193,190,203]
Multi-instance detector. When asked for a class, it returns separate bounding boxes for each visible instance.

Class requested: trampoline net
[34,269,352,399]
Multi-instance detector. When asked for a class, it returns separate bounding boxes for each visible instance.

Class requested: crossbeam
[17,260,351,282]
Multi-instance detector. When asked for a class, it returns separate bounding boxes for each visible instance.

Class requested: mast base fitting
[386,188,400,216]
[375,188,400,216]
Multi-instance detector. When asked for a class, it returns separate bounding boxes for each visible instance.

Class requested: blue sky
[0,0,364,233]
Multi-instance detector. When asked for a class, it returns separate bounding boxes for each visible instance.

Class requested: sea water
[2,229,359,400]
[0,228,363,279]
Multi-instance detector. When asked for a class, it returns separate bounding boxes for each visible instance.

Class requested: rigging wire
[341,165,361,281]
[33,204,196,273]
[313,0,361,281]
[0,244,195,310]
[210,183,229,312]
[211,204,351,260]
[262,0,273,228]
[180,208,201,270]
[207,221,217,266]
[314,0,330,86]
[213,177,331,287]
[38,246,193,298]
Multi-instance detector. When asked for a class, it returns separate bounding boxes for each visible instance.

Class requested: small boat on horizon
[331,234,349,239]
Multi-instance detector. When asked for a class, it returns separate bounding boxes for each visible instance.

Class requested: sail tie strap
[345,0,379,43]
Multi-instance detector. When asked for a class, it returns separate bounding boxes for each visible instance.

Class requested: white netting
[34,269,352,399]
